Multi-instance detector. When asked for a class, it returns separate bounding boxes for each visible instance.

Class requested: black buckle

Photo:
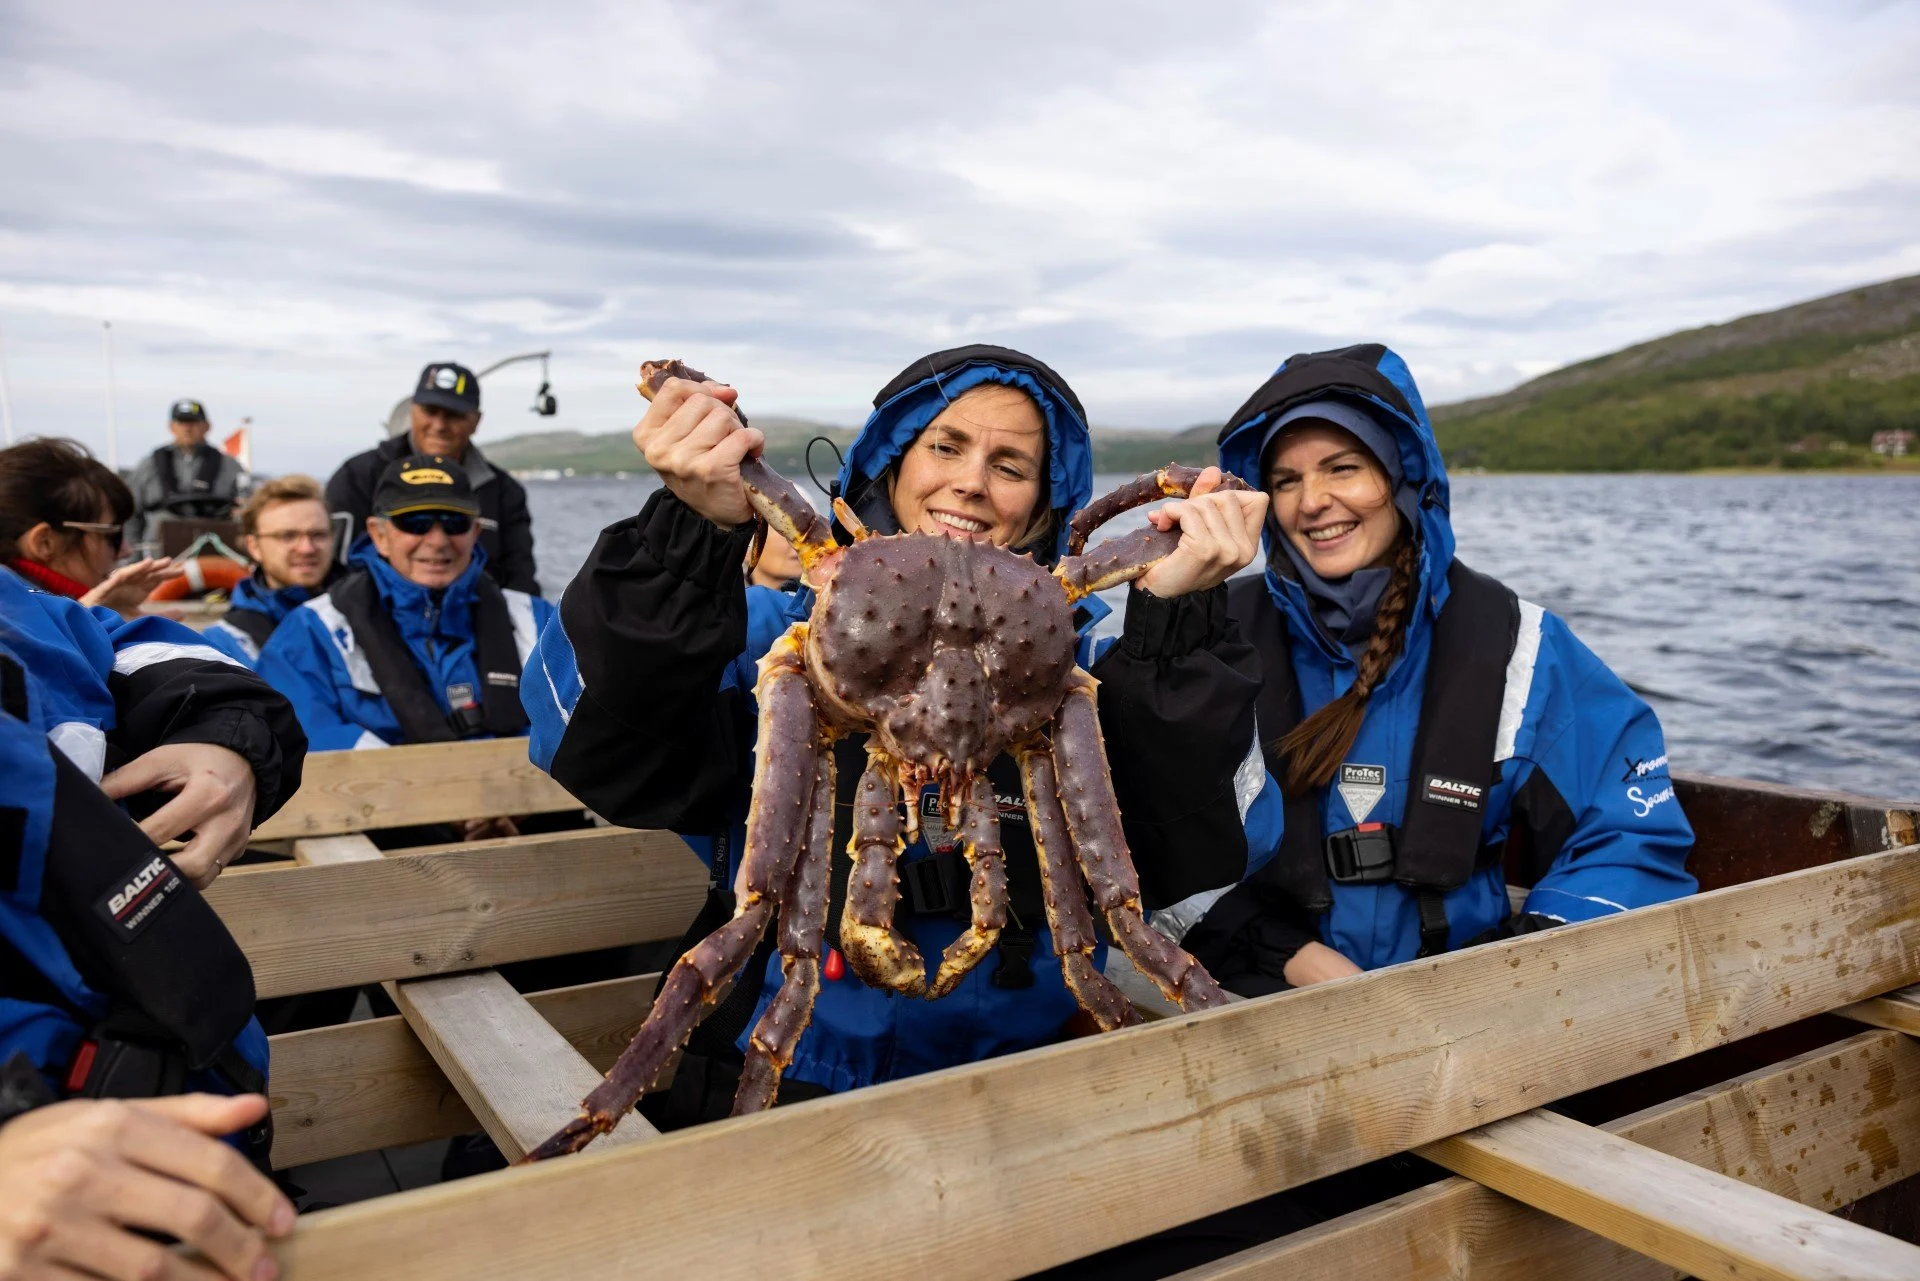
[1325,823,1397,885]
[991,930,1036,990]
[899,852,970,918]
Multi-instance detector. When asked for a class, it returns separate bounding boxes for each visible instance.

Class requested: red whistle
[823,948,845,981]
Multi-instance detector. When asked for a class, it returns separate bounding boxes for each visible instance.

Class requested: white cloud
[0,0,1913,474]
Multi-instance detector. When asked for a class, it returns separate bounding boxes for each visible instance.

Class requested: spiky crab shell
[805,531,1075,774]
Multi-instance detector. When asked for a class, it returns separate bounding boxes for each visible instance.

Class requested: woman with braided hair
[1157,344,1696,993]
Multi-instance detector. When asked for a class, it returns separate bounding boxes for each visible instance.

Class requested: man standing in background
[125,399,244,555]
[325,361,540,594]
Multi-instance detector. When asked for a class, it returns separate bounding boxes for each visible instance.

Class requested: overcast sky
[1,0,1916,474]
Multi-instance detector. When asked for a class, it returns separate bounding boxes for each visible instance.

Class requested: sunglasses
[60,520,127,544]
[387,511,474,536]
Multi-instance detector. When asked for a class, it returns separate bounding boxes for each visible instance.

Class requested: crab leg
[1054,467,1257,603]
[637,358,840,573]
[1066,464,1229,555]
[733,749,836,1114]
[928,774,1010,999]
[522,628,821,1162]
[1049,670,1229,1012]
[1016,743,1139,1031]
[839,751,928,997]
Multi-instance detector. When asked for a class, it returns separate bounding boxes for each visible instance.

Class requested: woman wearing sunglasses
[258,454,555,780]
[0,437,182,614]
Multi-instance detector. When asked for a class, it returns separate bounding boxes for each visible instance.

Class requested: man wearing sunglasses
[325,361,541,595]
[258,456,555,779]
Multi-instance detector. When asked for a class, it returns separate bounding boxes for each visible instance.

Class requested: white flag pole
[0,324,15,446]
[102,321,119,469]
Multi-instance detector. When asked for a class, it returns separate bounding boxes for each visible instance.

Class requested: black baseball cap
[170,399,208,423]
[373,454,482,519]
[413,362,481,414]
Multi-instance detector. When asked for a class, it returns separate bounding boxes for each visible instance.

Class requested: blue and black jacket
[203,572,319,668]
[1167,345,1694,988]
[258,540,553,751]
[524,345,1264,1097]
[0,569,302,1143]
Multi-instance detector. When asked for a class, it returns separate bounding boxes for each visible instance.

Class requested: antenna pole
[0,324,14,446]
[102,321,119,468]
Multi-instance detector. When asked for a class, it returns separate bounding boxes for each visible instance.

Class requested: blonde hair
[238,474,326,536]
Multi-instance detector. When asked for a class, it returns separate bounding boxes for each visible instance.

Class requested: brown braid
[1274,533,1421,796]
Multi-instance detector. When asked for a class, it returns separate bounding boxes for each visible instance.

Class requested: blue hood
[346,536,491,638]
[836,345,1093,565]
[1217,344,1456,643]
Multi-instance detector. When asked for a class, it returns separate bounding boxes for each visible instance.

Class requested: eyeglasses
[387,511,474,536]
[254,530,333,547]
[60,520,126,544]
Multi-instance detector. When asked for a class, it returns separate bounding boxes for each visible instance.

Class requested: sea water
[526,473,1920,799]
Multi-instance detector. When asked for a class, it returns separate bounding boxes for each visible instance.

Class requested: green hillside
[1432,275,1920,471]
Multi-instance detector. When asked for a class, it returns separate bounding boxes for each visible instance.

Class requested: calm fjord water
[526,474,1920,800]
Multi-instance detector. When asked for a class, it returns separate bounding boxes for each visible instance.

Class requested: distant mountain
[487,418,1223,479]
[1432,274,1920,471]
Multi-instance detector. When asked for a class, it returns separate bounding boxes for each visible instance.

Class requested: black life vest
[148,444,237,520]
[325,569,529,742]
[218,606,280,652]
[1186,563,1519,976]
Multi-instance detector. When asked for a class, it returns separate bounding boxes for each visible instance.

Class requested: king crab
[527,361,1249,1160]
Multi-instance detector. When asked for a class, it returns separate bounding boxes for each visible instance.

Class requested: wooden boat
[217,737,1920,1278]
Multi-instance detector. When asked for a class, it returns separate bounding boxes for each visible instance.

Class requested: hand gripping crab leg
[523,627,823,1161]
[1050,669,1229,1011]
[733,748,835,1114]
[1053,465,1257,603]
[1017,742,1140,1030]
[638,359,841,579]
[928,773,1010,999]
[838,751,928,997]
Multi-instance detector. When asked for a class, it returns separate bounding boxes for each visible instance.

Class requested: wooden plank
[273,844,1920,1280]
[1175,1029,1920,1280]
[292,834,383,866]
[1420,1108,1920,1280]
[385,972,656,1161]
[1837,983,1920,1037]
[208,826,704,997]
[253,738,582,840]
[269,973,659,1169]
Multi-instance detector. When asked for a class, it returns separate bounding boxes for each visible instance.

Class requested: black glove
[1463,912,1561,949]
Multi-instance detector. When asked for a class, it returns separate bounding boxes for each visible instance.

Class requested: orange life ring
[145,556,250,602]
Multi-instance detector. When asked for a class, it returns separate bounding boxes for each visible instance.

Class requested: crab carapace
[525,361,1248,1160]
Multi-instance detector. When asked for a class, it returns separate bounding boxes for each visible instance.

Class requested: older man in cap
[260,454,553,776]
[326,362,540,594]
[125,399,244,555]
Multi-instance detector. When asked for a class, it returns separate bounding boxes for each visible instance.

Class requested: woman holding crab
[524,345,1270,1127]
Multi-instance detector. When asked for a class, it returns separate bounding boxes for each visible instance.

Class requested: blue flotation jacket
[0,582,275,1156]
[259,540,553,751]
[527,345,1125,1096]
[1178,344,1695,985]
[203,571,319,667]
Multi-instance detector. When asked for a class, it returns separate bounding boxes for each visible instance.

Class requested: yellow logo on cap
[400,467,454,486]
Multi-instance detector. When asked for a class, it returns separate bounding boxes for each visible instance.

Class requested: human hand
[101,744,257,889]
[0,1093,294,1281]
[1134,467,1269,598]
[1281,941,1364,987]
[632,376,764,529]
[80,558,183,615]
[455,816,520,843]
